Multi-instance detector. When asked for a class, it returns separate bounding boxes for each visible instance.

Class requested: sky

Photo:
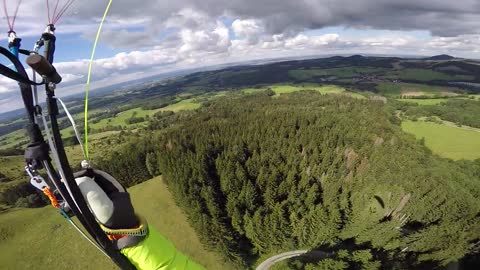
[2,0,480,113]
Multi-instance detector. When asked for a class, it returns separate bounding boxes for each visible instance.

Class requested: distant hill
[427,54,455,60]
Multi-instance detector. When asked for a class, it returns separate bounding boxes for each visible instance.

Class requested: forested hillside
[98,92,480,269]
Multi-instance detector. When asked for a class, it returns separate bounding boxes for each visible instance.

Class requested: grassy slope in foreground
[0,177,235,270]
[402,120,480,160]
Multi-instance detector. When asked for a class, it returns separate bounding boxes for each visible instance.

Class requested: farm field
[402,120,480,160]
[84,99,201,131]
[242,84,366,99]
[396,98,449,105]
[377,82,462,97]
[0,129,27,150]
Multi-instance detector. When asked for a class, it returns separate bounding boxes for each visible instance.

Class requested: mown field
[402,120,480,160]
[377,82,461,97]
[88,99,201,130]
[397,98,449,105]
[396,95,480,105]
[0,177,236,270]
[242,84,366,99]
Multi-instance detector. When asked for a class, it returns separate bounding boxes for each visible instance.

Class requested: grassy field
[85,99,201,131]
[0,177,236,270]
[242,84,366,99]
[402,120,480,160]
[396,98,449,105]
[377,82,460,97]
[2,97,203,149]
[467,94,480,101]
[0,129,27,150]
[0,155,25,195]
[161,98,201,112]
[89,107,151,130]
[0,155,24,178]
[273,84,344,95]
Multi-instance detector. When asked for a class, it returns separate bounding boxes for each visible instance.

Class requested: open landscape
[1,54,479,269]
[1,1,480,269]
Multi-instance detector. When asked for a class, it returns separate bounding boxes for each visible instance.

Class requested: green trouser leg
[121,226,206,270]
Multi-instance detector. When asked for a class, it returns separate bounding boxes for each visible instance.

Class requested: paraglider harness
[0,1,142,269]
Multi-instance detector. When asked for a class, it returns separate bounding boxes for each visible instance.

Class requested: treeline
[98,92,480,269]
[400,99,480,127]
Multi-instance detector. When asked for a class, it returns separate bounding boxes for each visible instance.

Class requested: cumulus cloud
[232,19,264,44]
[0,77,18,94]
[7,1,480,42]
[3,0,480,113]
[71,0,480,36]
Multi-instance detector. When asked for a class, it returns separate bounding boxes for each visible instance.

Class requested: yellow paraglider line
[84,0,112,160]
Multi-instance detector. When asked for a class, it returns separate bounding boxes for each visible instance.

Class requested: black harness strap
[0,47,43,85]
[0,42,137,269]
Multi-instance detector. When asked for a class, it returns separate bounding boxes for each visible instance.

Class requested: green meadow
[68,99,201,132]
[377,82,460,97]
[402,120,480,160]
[242,84,365,99]
[396,98,449,105]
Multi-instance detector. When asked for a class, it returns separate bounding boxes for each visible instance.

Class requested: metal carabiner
[25,165,50,191]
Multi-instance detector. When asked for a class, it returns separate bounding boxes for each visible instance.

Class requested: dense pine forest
[98,91,480,269]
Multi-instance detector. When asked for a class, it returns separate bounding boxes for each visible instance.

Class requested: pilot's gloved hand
[74,169,138,229]
[74,169,206,270]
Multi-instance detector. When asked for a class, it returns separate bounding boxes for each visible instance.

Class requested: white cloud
[179,22,231,56]
[284,34,340,49]
[4,1,480,113]
[232,19,263,44]
[0,77,18,93]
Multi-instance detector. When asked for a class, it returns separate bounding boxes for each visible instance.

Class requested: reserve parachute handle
[26,54,62,84]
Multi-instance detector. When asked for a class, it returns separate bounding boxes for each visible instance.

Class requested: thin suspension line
[46,0,51,24]
[10,0,22,30]
[84,0,112,160]
[3,0,12,30]
[53,0,75,24]
[52,0,60,22]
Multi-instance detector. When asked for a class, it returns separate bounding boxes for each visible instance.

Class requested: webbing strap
[58,98,87,159]
[100,216,149,237]
[0,47,43,85]
[100,216,149,250]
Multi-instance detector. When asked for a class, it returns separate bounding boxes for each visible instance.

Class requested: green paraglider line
[84,0,112,160]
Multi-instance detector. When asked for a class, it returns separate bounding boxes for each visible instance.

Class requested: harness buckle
[25,165,50,191]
